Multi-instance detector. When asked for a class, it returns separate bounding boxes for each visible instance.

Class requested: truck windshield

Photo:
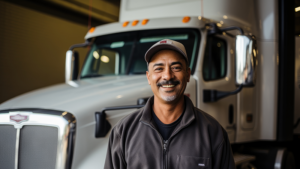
[81,28,200,78]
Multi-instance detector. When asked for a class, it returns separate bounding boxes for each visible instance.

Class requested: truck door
[196,32,237,143]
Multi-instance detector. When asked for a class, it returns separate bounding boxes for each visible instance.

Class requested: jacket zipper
[141,119,193,169]
[163,119,194,169]
[141,121,167,169]
[163,140,168,169]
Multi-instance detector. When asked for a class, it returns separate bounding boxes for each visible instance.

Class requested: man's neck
[152,95,185,124]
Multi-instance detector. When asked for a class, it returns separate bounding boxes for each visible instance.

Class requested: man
[104,39,235,169]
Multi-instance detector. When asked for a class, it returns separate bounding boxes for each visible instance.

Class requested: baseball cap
[144,39,189,65]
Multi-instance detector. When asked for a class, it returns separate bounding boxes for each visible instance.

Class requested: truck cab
[0,0,298,168]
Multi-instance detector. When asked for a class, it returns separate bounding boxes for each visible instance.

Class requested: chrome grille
[0,125,16,169]
[0,109,76,169]
[19,125,58,169]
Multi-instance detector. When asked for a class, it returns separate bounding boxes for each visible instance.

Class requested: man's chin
[160,94,177,102]
[165,90,175,93]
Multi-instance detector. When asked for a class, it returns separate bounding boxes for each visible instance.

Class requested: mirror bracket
[65,41,91,84]
[69,41,90,50]
[203,85,243,102]
[206,23,244,35]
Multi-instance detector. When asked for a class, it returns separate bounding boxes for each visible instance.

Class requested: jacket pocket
[176,155,210,169]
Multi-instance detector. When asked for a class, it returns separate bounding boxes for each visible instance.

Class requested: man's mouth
[157,80,180,88]
[161,84,175,88]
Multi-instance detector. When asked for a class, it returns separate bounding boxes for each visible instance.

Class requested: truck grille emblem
[10,114,29,123]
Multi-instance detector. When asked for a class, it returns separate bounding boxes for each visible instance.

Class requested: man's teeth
[162,85,175,88]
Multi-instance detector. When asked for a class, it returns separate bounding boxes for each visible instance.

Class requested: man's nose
[162,67,174,80]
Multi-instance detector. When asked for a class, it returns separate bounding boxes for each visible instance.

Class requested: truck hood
[0,75,155,169]
[0,75,152,121]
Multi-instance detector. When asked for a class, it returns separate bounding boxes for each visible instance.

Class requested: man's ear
[187,68,191,82]
[146,71,151,85]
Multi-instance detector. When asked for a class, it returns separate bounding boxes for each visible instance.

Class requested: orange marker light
[132,20,139,26]
[123,21,129,27]
[182,16,190,23]
[89,27,95,33]
[141,19,149,25]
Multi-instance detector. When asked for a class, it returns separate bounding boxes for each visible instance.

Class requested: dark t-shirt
[151,106,185,140]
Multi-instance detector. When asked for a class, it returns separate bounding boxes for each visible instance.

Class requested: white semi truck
[0,0,299,168]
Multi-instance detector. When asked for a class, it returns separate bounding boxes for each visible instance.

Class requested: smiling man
[104,39,235,169]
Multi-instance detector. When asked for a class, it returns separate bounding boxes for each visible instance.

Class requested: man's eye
[172,67,182,71]
[155,68,163,71]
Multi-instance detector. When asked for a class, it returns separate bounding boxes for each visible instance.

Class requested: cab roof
[85,16,206,40]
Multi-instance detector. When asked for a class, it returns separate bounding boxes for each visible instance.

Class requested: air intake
[0,109,76,169]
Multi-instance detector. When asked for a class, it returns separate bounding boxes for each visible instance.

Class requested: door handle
[227,104,235,130]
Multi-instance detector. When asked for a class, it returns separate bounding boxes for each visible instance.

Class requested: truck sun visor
[140,34,188,43]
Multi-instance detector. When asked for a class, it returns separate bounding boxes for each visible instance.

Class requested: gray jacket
[104,96,235,169]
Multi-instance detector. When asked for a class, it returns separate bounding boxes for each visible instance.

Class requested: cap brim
[145,44,187,63]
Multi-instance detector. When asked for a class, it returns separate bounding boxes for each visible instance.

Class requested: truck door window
[203,36,227,81]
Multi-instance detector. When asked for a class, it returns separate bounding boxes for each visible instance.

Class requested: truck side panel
[255,0,279,140]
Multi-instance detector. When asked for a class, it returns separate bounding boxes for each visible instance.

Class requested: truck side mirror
[235,35,257,87]
[203,34,258,103]
[65,50,79,83]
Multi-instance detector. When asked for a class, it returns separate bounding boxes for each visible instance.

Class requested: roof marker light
[123,21,129,27]
[223,15,228,19]
[142,19,149,25]
[182,16,190,23]
[132,20,139,26]
[89,27,95,33]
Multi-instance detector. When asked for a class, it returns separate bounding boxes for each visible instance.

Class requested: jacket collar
[139,95,195,128]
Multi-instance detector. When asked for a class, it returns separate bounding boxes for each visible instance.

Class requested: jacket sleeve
[104,128,127,169]
[212,128,236,169]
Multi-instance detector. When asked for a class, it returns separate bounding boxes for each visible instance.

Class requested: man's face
[146,50,191,103]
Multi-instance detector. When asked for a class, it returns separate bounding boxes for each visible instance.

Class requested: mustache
[157,80,180,87]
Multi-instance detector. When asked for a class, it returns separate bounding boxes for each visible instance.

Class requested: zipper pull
[163,140,168,151]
